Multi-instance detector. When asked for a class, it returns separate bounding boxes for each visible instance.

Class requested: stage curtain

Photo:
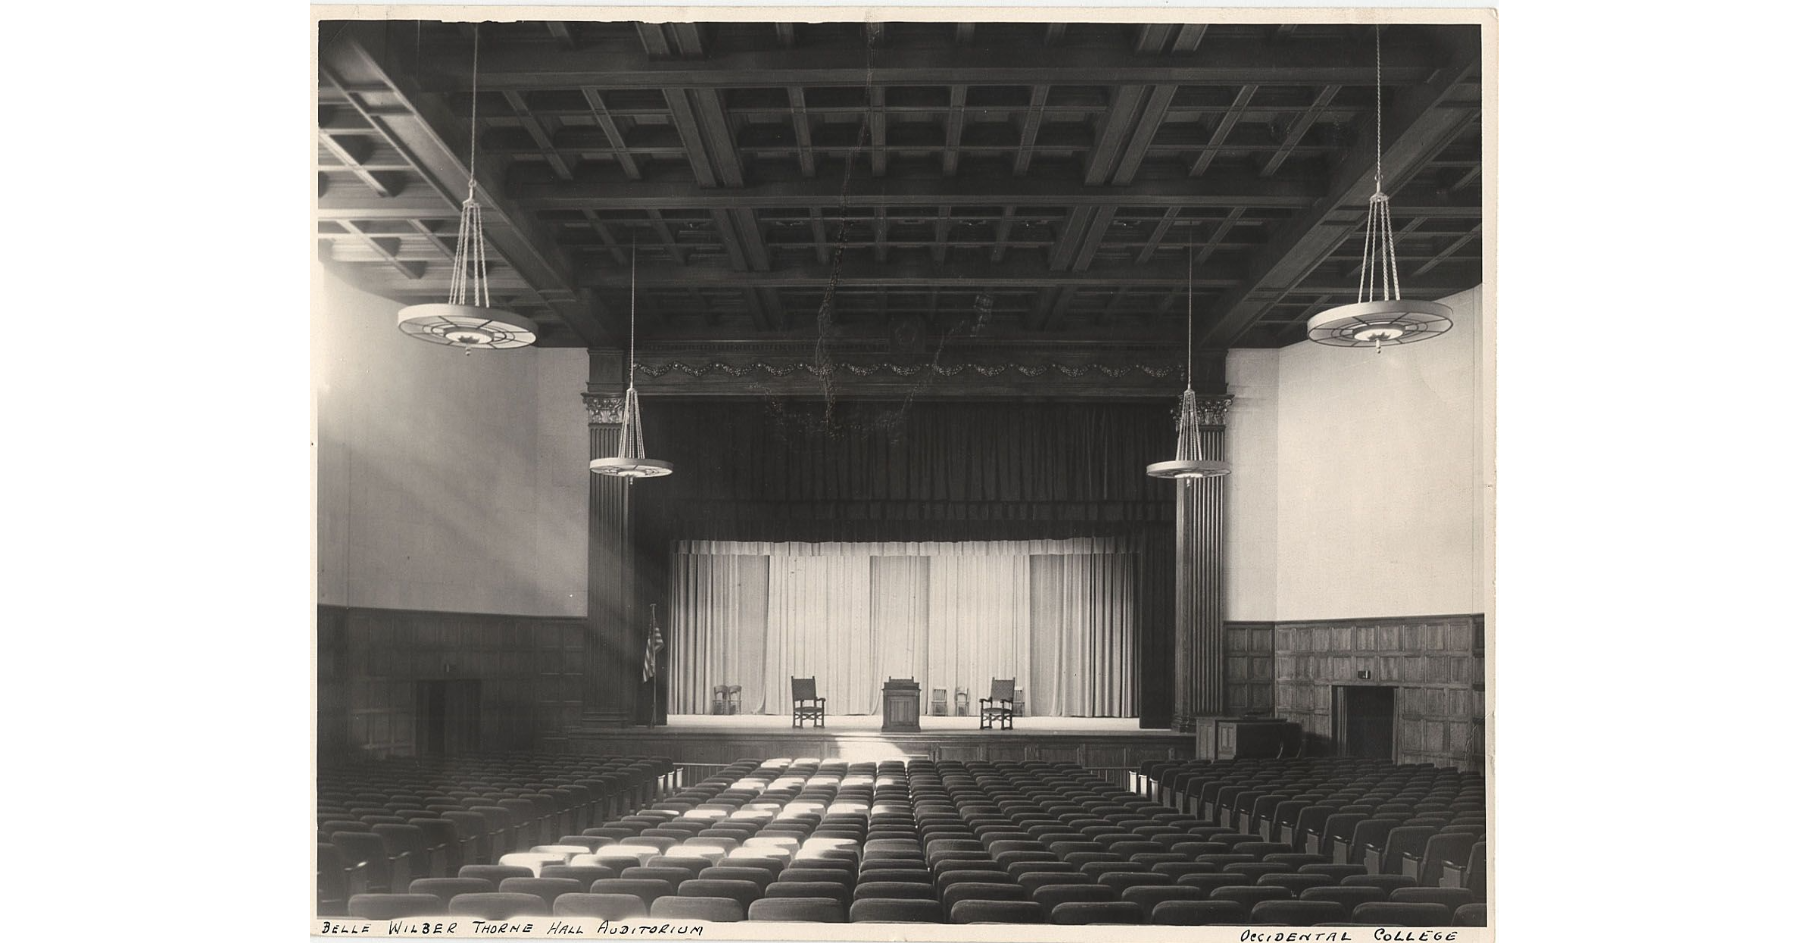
[667,548,769,714]
[667,538,1139,717]
[764,548,877,714]
[870,555,930,696]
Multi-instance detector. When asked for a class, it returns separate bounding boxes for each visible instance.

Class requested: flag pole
[647,603,659,729]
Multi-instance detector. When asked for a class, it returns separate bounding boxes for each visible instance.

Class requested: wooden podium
[882,678,921,732]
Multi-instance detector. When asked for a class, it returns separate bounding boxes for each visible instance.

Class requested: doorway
[416,679,482,756]
[1333,685,1396,761]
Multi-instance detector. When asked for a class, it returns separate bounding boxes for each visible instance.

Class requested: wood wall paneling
[1271,613,1484,770]
[317,605,589,760]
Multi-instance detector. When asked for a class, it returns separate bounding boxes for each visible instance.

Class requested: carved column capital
[583,392,625,426]
[1198,394,1234,427]
[1173,393,1234,430]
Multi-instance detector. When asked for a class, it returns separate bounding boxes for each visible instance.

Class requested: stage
[553,713,1196,771]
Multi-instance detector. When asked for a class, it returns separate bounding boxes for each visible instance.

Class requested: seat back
[1248,899,1346,925]
[446,892,549,919]
[989,679,1015,702]
[650,896,744,921]
[850,898,942,923]
[553,892,648,918]
[1352,901,1456,926]
[792,677,817,701]
[748,896,846,922]
[947,899,1042,924]
[1049,901,1143,924]
[347,894,445,919]
[1148,899,1248,925]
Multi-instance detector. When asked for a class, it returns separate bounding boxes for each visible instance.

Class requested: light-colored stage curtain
[928,550,1033,716]
[1030,551,1140,717]
[667,547,769,714]
[870,555,930,695]
[668,538,1140,717]
[765,548,877,713]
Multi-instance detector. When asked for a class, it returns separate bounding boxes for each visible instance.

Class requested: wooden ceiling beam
[1012,85,1049,177]
[510,167,1322,210]
[574,254,1273,291]
[503,90,572,180]
[334,221,426,279]
[786,87,815,178]
[1259,84,1340,178]
[579,88,641,181]
[1409,222,1483,279]
[1136,206,1183,265]
[932,207,953,265]
[867,86,888,177]
[418,35,1450,91]
[943,86,968,177]
[645,209,687,265]
[1194,208,1245,265]
[1190,84,1256,176]
[319,23,604,346]
[991,206,1016,264]
[1200,36,1483,347]
[316,129,404,197]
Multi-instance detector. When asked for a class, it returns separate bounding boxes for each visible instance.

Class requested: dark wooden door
[1335,685,1396,761]
[417,680,482,755]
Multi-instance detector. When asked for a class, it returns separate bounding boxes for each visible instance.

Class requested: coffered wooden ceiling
[316,19,1484,352]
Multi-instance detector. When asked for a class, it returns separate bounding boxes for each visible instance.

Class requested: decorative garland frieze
[632,360,1184,381]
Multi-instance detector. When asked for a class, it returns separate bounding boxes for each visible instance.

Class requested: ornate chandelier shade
[590,240,674,480]
[1148,235,1230,481]
[396,26,537,352]
[1306,27,1453,353]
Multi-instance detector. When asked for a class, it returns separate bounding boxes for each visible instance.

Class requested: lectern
[882,678,921,732]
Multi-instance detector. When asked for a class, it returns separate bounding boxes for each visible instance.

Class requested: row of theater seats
[328,756,1486,925]
[1141,757,1487,896]
[317,753,675,913]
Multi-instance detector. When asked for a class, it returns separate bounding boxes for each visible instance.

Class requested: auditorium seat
[1454,902,1487,926]
[1120,884,1204,916]
[1149,899,1246,925]
[1392,887,1474,909]
[549,892,650,914]
[1049,901,1142,924]
[497,877,583,909]
[589,878,677,909]
[764,881,851,906]
[1342,874,1420,894]
[748,897,845,922]
[1030,883,1116,911]
[1249,899,1346,925]
[1211,885,1292,910]
[850,898,943,923]
[1258,872,1333,894]
[1352,901,1455,926]
[347,893,445,919]
[1300,884,1387,915]
[948,899,1043,923]
[651,896,744,921]
[447,892,548,918]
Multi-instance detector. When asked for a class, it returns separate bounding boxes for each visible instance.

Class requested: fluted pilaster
[1174,394,1231,731]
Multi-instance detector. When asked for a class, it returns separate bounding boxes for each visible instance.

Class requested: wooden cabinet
[1197,716,1295,760]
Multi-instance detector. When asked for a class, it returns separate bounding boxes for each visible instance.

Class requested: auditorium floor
[663,714,1145,734]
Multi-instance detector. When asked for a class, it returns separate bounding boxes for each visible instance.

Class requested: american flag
[642,606,663,683]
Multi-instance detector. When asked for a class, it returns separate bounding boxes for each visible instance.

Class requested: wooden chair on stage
[791,677,825,728]
[979,679,1016,730]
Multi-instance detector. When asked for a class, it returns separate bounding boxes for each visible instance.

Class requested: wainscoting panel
[1272,613,1485,770]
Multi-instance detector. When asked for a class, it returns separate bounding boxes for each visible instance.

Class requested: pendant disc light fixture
[590,239,673,480]
[396,25,537,352]
[1305,27,1453,353]
[1148,234,1230,481]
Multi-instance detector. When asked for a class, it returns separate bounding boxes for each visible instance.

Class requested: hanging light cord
[621,237,649,464]
[449,25,489,309]
[1355,25,1401,314]
[1175,230,1201,465]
